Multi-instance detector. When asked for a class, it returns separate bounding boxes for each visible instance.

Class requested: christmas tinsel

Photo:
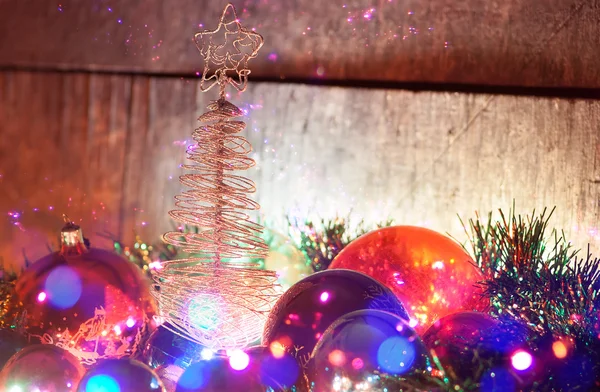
[287,214,394,272]
[461,207,600,391]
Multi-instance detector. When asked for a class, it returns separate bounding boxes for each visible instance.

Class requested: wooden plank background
[1,0,600,88]
[1,70,598,271]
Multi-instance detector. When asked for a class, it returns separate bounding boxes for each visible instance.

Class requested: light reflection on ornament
[511,350,533,371]
[351,357,364,370]
[269,342,285,359]
[37,292,47,303]
[320,291,330,303]
[392,272,404,285]
[377,336,416,375]
[432,261,444,270]
[328,350,346,366]
[84,374,121,392]
[44,266,82,310]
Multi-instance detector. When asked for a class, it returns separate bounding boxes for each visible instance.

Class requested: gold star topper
[194,3,263,95]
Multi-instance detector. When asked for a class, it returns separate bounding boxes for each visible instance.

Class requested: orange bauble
[329,226,487,332]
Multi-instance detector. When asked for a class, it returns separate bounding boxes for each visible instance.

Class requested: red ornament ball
[329,226,487,332]
[13,220,157,365]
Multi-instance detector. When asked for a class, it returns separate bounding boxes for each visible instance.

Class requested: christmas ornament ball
[77,358,165,392]
[176,355,264,392]
[13,220,157,364]
[245,345,308,391]
[422,311,532,382]
[307,309,432,392]
[262,229,312,290]
[262,269,409,364]
[143,323,207,369]
[0,344,85,391]
[329,225,486,331]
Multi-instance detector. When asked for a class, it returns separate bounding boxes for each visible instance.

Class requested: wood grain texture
[1,0,600,88]
[0,70,599,271]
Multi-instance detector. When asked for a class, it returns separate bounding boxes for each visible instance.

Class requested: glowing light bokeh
[479,368,515,392]
[37,291,47,303]
[44,266,82,309]
[269,342,286,359]
[125,317,136,329]
[376,336,416,375]
[328,349,346,367]
[552,341,568,359]
[84,374,121,392]
[510,350,533,371]
[200,348,214,361]
[319,291,330,303]
[260,352,300,388]
[177,362,207,390]
[229,350,250,371]
[351,357,364,370]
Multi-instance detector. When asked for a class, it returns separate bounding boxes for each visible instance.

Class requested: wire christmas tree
[153,3,280,350]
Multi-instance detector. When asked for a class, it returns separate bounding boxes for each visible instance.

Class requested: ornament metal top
[153,3,280,351]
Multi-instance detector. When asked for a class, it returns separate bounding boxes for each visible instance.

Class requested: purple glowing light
[126,317,136,328]
[37,292,47,303]
[319,291,330,303]
[511,350,533,371]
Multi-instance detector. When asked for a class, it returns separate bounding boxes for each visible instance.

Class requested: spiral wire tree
[153,3,280,350]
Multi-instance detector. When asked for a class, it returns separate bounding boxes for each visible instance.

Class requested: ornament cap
[60,215,88,256]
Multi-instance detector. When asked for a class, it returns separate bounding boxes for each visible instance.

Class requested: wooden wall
[0,0,599,269]
[1,0,600,88]
[1,70,599,270]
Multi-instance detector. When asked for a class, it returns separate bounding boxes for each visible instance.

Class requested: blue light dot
[480,367,515,392]
[178,362,207,390]
[44,266,82,310]
[376,336,416,375]
[261,354,300,388]
[85,374,121,392]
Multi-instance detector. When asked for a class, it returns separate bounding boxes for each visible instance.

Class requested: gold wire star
[194,3,263,95]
